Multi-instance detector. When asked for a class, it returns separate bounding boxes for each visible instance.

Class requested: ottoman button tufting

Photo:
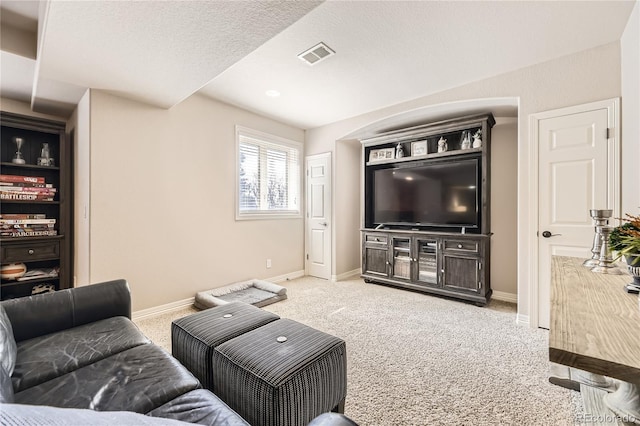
[276,336,287,343]
[223,314,233,318]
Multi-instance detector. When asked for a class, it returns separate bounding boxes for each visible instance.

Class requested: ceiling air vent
[298,42,335,66]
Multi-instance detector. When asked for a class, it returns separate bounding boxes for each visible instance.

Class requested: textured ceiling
[199,0,636,129]
[14,0,322,114]
[0,0,636,128]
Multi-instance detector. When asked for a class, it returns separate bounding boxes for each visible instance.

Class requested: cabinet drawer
[443,240,479,253]
[365,234,388,244]
[1,241,60,262]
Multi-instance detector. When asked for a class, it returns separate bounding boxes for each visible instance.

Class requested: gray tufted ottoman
[171,302,279,391]
[212,318,347,426]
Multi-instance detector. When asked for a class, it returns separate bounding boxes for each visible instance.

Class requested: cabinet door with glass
[390,236,411,281]
[414,238,439,287]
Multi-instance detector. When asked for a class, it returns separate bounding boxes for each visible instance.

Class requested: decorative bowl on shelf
[1,263,27,280]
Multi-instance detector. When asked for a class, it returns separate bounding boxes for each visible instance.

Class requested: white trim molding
[492,291,517,304]
[132,297,195,322]
[516,314,530,327]
[332,268,361,282]
[267,269,305,283]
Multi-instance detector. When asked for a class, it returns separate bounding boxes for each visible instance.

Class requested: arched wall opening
[326,98,519,305]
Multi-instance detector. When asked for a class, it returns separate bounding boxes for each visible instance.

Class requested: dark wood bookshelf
[0,111,72,300]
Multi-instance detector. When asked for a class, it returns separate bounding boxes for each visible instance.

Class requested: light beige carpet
[135,275,583,425]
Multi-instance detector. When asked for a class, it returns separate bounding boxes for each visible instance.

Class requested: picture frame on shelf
[411,140,428,157]
[369,148,395,162]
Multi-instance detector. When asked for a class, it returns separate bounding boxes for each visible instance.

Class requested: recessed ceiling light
[265,89,280,98]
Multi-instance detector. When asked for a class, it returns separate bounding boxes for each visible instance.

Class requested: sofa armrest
[0,279,131,342]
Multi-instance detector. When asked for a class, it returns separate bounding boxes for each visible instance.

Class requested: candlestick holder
[583,209,613,267]
[591,225,623,274]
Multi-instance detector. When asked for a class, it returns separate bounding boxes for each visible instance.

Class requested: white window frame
[235,125,303,220]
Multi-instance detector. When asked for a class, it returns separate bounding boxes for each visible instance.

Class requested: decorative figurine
[37,143,54,166]
[437,137,448,153]
[12,137,26,164]
[472,130,482,148]
[395,143,404,158]
[460,131,471,150]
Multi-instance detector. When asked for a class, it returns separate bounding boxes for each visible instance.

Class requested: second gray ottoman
[171,302,279,391]
[212,318,347,426]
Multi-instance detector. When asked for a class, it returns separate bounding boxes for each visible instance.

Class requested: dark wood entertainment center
[360,113,495,305]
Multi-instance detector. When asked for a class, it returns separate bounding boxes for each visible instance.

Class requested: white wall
[489,117,518,299]
[89,91,305,311]
[334,140,361,279]
[621,1,640,216]
[306,42,622,318]
[66,90,91,287]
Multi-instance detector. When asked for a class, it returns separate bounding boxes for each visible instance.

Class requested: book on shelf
[0,214,47,219]
[0,175,45,184]
[0,229,58,238]
[0,182,53,188]
[0,186,56,193]
[0,218,56,225]
[1,224,56,231]
[0,192,54,201]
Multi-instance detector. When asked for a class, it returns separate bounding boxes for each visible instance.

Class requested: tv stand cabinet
[362,229,491,305]
[360,113,494,305]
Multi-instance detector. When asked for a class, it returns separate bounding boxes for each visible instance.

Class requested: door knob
[320,222,328,227]
[542,231,561,238]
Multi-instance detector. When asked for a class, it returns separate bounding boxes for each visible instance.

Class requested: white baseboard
[131,270,305,321]
[492,291,518,304]
[267,270,305,283]
[332,268,361,282]
[516,314,530,326]
[132,297,195,322]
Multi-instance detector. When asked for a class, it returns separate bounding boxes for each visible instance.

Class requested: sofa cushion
[12,316,149,393]
[0,364,13,403]
[0,305,17,376]
[14,344,201,413]
[0,305,17,403]
[1,279,131,342]
[0,403,191,425]
[147,389,249,425]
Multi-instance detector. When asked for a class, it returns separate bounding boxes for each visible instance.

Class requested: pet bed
[194,279,287,310]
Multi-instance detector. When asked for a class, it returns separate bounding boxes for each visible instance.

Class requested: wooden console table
[550,256,640,424]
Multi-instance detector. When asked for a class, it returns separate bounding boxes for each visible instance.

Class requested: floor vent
[298,42,335,66]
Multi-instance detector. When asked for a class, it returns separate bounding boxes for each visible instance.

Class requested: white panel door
[306,153,331,279]
[537,106,613,329]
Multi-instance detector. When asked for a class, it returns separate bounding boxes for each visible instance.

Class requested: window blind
[237,129,301,218]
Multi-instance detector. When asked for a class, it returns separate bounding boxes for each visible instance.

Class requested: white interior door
[306,153,332,280]
[535,100,619,329]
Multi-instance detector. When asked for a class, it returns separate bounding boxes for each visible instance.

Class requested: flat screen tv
[367,158,480,231]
